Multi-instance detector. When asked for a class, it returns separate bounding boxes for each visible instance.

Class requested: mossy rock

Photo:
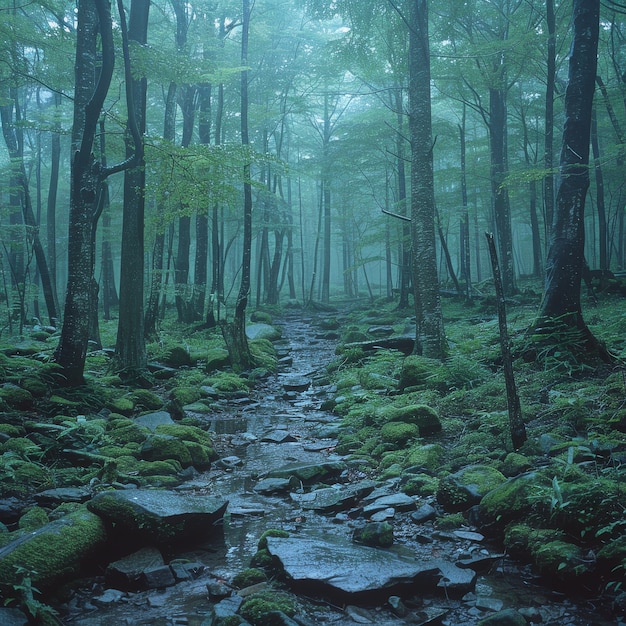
[504,524,564,559]
[500,452,532,477]
[398,356,448,392]
[380,422,419,446]
[437,464,506,512]
[233,568,268,588]
[0,385,34,410]
[129,389,163,411]
[206,372,251,393]
[406,443,445,470]
[246,323,282,342]
[0,507,107,591]
[1,460,53,496]
[206,348,230,372]
[379,404,442,436]
[401,473,439,496]
[106,418,150,444]
[1,437,42,458]
[258,529,290,550]
[250,339,278,372]
[18,506,49,531]
[165,346,194,368]
[116,457,182,477]
[597,535,626,571]
[352,521,394,547]
[140,434,193,467]
[170,385,203,406]
[154,423,213,447]
[250,310,273,324]
[239,590,296,626]
[108,396,135,416]
[0,424,22,437]
[532,539,590,580]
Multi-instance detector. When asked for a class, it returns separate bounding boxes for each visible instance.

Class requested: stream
[60,312,619,626]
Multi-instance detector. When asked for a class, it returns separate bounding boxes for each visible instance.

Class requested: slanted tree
[533,0,611,363]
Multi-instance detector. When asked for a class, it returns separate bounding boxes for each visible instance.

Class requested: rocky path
[58,313,614,626]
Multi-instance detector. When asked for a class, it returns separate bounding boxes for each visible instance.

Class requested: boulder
[88,489,228,546]
[265,534,439,598]
[264,461,346,484]
[246,323,282,342]
[437,465,506,512]
[0,506,107,590]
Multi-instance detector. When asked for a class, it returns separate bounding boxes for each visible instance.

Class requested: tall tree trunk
[534,0,610,362]
[459,104,471,298]
[408,0,446,359]
[544,0,556,243]
[115,0,149,379]
[590,107,607,271]
[222,0,252,371]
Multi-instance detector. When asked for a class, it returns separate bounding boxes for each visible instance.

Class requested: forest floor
[0,283,625,625]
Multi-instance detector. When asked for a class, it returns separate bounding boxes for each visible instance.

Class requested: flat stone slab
[134,411,174,431]
[261,430,298,444]
[265,461,346,483]
[290,480,378,513]
[88,489,228,545]
[265,534,439,596]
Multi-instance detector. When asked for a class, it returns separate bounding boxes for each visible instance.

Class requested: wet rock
[411,503,437,524]
[170,561,204,582]
[477,608,527,626]
[0,607,29,625]
[367,325,395,337]
[290,480,377,512]
[0,497,25,524]
[105,546,165,590]
[453,530,485,542]
[34,486,91,506]
[88,489,228,546]
[371,507,395,522]
[363,492,417,514]
[207,579,231,600]
[345,604,375,623]
[0,506,107,590]
[134,411,175,431]
[265,534,439,597]
[435,559,477,595]
[142,564,176,588]
[387,595,408,617]
[264,460,346,483]
[205,348,230,372]
[282,375,311,392]
[261,430,298,443]
[216,455,244,469]
[253,477,293,495]
[476,596,504,612]
[92,588,126,606]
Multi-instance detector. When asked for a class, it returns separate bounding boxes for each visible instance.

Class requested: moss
[116,457,182,476]
[250,310,273,324]
[0,386,34,410]
[232,568,268,588]
[206,348,230,372]
[0,424,22,437]
[18,507,49,531]
[257,529,289,550]
[532,540,588,579]
[170,385,202,406]
[437,465,506,512]
[165,345,194,368]
[129,389,164,411]
[11,461,53,494]
[239,591,296,626]
[250,548,274,569]
[500,452,532,477]
[250,338,278,372]
[504,524,564,559]
[20,377,49,398]
[206,372,251,393]
[406,443,445,470]
[398,356,448,392]
[140,435,192,466]
[402,474,438,496]
[480,471,551,527]
[107,396,135,416]
[380,422,419,446]
[434,513,465,530]
[1,437,42,459]
[106,418,150,444]
[0,507,107,590]
[378,404,441,435]
[154,423,213,447]
[353,521,394,547]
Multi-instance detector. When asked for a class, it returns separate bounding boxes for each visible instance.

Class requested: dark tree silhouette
[534,0,611,362]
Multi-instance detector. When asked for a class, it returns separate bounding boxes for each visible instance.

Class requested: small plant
[7,565,59,624]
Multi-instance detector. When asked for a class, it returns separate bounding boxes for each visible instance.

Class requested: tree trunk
[115,0,149,380]
[408,0,446,359]
[535,0,610,363]
[222,0,252,371]
[544,0,556,243]
[590,107,607,271]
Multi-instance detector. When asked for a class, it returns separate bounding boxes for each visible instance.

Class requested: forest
[0,0,626,624]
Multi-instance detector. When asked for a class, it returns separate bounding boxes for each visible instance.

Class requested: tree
[115,0,150,380]
[54,0,141,386]
[533,0,611,362]
[408,0,446,359]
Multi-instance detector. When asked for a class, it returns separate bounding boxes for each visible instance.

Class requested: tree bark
[535,0,610,362]
[408,0,446,359]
